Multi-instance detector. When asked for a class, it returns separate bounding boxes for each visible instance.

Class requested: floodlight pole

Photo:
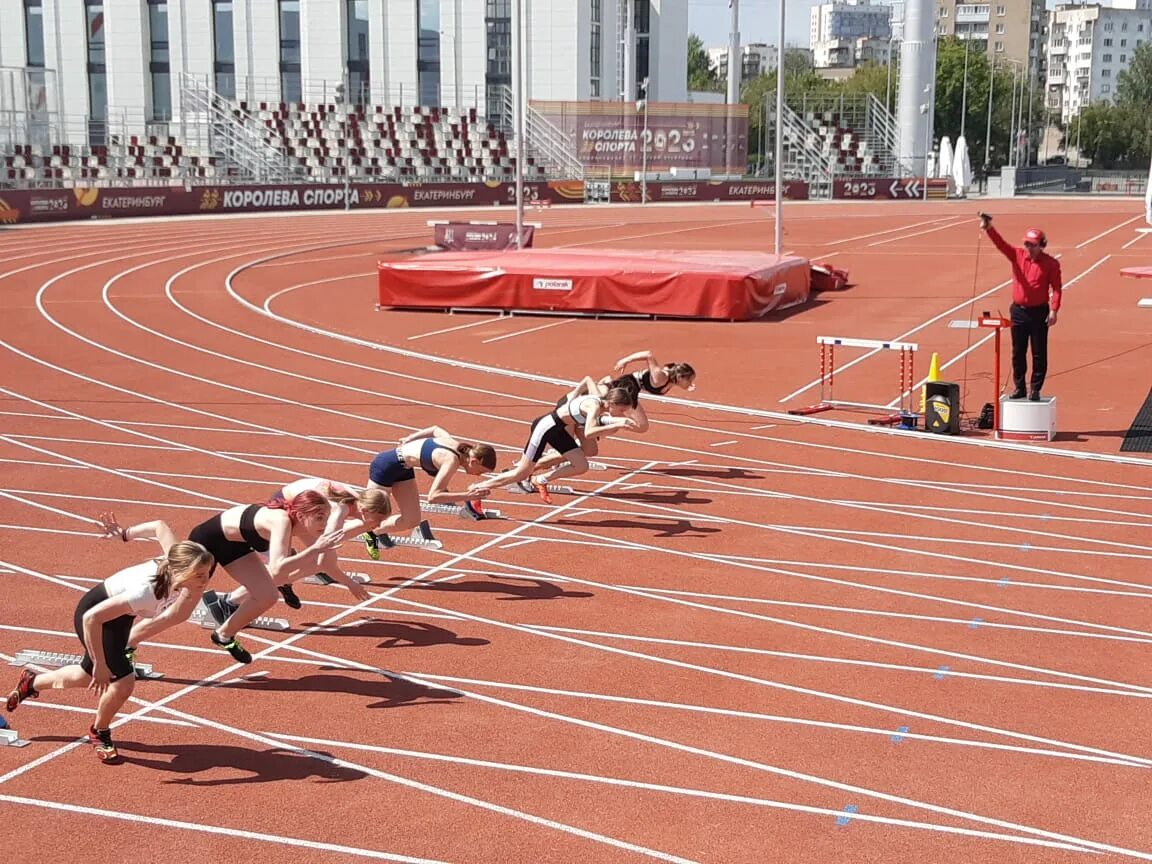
[512,0,525,246]
[773,0,785,257]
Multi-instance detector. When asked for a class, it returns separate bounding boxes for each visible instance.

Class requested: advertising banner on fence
[832,177,950,200]
[534,100,749,174]
[433,221,535,250]
[0,180,582,225]
[610,178,810,204]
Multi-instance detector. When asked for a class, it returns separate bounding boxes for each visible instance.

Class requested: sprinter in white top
[5,513,214,765]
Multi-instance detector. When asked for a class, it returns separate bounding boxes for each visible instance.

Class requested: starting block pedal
[379,520,443,551]
[304,572,371,586]
[504,482,576,496]
[189,604,290,632]
[0,726,30,748]
[421,501,504,521]
[8,648,162,680]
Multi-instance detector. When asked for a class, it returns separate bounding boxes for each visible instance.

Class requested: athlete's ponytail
[152,541,214,600]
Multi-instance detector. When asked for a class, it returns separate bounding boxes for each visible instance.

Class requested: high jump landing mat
[377,248,811,321]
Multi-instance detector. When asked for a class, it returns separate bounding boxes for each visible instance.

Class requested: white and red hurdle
[789,335,919,426]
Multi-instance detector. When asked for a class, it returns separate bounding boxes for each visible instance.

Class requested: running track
[0,198,1150,864]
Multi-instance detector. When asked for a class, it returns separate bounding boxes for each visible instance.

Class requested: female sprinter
[268,478,391,607]
[360,428,497,560]
[5,514,214,764]
[468,387,637,504]
[529,375,641,481]
[610,350,697,432]
[190,490,344,663]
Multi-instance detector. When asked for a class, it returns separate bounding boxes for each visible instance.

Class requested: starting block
[421,500,504,520]
[0,726,30,748]
[789,335,918,425]
[304,572,371,586]
[378,520,443,551]
[189,603,290,632]
[505,481,576,496]
[8,648,162,680]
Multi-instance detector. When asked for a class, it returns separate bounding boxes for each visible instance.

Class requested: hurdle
[8,648,163,680]
[789,336,918,426]
[189,604,290,632]
[421,500,504,520]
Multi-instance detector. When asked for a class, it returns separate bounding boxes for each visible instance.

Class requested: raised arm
[612,350,654,376]
[979,214,1015,261]
[399,426,451,445]
[265,512,343,582]
[96,513,178,556]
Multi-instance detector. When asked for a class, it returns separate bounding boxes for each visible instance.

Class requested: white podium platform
[998,395,1057,441]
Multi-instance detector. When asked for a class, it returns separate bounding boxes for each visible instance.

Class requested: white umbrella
[1145,154,1152,226]
[938,136,954,183]
[953,135,973,197]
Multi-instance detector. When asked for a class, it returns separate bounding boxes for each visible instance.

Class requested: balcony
[956,8,991,24]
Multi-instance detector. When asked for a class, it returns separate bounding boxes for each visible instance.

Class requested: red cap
[1023,228,1046,246]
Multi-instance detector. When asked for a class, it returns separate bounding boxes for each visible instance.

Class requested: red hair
[266,489,329,524]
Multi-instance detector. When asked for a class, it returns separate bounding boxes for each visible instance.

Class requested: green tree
[931,37,1019,170]
[1063,103,1149,168]
[687,34,722,92]
[1116,42,1152,106]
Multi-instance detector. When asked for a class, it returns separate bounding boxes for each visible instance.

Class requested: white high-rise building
[706,43,779,84]
[1045,0,1152,125]
[0,0,689,147]
[810,0,892,68]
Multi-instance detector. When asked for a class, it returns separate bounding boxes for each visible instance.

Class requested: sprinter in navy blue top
[361,427,497,559]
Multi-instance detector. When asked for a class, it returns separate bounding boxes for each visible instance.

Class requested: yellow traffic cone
[920,352,941,413]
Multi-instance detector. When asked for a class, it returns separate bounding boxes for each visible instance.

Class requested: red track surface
[1,199,1150,864]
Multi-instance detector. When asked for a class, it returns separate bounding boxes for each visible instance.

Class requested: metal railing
[499,86,585,179]
[178,73,301,183]
[777,102,833,196]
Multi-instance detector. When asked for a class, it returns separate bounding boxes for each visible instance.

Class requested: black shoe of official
[1009,389,1027,400]
[277,584,302,609]
[1029,390,1041,402]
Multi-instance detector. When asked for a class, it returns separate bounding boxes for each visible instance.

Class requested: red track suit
[987,225,1063,396]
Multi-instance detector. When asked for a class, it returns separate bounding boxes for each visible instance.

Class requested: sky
[687,0,1068,51]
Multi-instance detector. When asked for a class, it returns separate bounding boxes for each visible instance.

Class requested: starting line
[8,648,162,680]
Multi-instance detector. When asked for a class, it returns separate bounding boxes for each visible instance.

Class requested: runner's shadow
[651,467,765,481]
[161,670,462,709]
[554,516,721,538]
[598,489,713,505]
[113,741,367,786]
[392,576,593,601]
[307,617,491,648]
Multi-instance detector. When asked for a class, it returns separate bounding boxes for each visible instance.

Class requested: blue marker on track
[969,617,983,629]
[933,665,950,680]
[836,805,859,827]
[0,714,8,730]
[890,725,909,744]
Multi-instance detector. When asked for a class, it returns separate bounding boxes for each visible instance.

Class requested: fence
[1015,166,1148,196]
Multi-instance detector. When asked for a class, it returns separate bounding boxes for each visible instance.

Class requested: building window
[634,0,651,94]
[994,40,1003,52]
[279,0,301,103]
[485,0,511,121]
[1103,53,1112,62]
[346,0,370,104]
[24,0,45,67]
[213,0,235,99]
[590,0,601,99]
[85,0,107,137]
[418,0,441,106]
[148,0,171,121]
